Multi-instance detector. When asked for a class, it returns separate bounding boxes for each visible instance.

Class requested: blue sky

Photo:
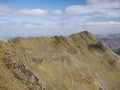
[3,0,86,10]
[0,0,120,39]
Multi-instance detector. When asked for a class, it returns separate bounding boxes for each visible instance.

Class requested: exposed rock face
[0,31,120,90]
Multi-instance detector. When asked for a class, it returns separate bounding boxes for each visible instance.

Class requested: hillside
[0,31,120,90]
[97,34,120,55]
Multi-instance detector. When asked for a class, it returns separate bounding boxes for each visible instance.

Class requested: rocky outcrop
[3,50,48,90]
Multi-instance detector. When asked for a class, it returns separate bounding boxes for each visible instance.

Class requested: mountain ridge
[0,31,120,90]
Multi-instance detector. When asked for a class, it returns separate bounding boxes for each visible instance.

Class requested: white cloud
[87,0,120,4]
[87,21,120,26]
[52,9,62,15]
[69,16,91,22]
[84,21,120,34]
[0,0,120,35]
[66,0,120,17]
[17,9,48,16]
[0,20,119,30]
[48,17,61,21]
[0,21,3,24]
[0,3,11,15]
[66,5,92,15]
[0,19,120,36]
[47,15,91,24]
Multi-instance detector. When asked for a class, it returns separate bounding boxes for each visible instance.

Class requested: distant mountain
[113,48,120,56]
[96,34,120,55]
[0,31,120,90]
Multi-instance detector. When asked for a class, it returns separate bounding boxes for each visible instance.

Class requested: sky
[0,0,120,39]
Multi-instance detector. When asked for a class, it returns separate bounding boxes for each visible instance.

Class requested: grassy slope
[0,31,120,90]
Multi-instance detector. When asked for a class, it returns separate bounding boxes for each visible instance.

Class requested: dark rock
[32,58,43,64]
[89,41,106,51]
[54,36,66,43]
